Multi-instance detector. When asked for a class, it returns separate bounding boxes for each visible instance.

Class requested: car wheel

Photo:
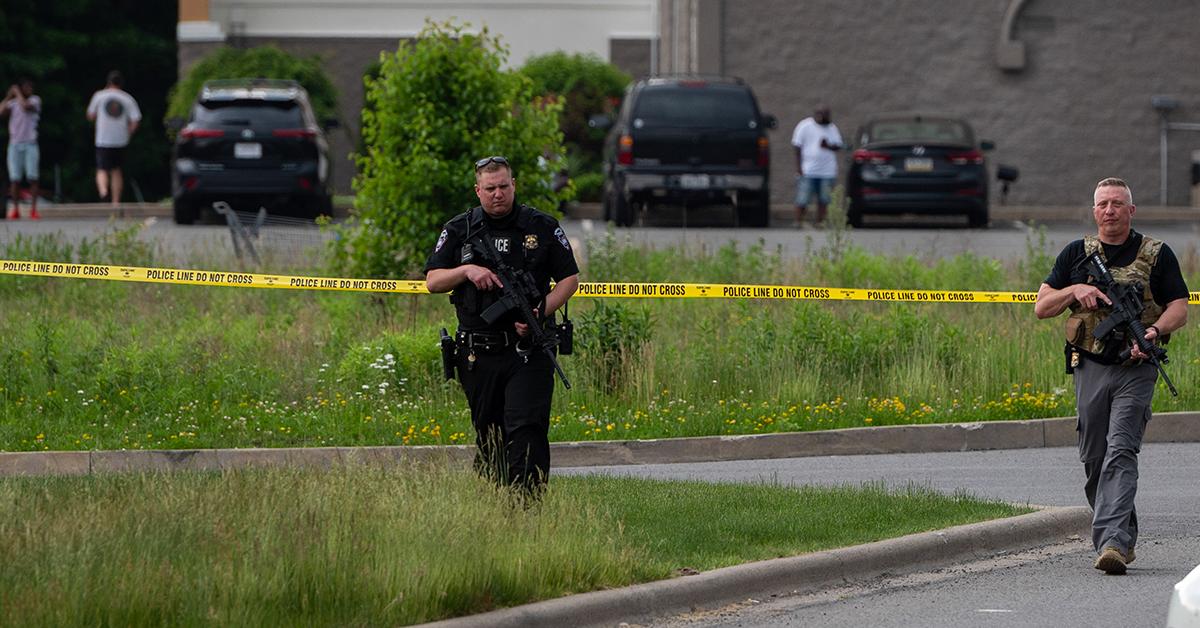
[968,206,989,228]
[736,190,770,227]
[612,187,634,227]
[173,198,198,225]
[846,202,864,228]
[601,181,614,222]
[310,195,334,220]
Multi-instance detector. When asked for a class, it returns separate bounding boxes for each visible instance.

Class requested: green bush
[575,301,653,394]
[165,46,339,124]
[333,327,443,393]
[572,171,605,202]
[334,21,568,279]
[520,52,631,177]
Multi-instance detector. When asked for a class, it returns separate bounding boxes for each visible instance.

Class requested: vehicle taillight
[853,149,890,164]
[183,176,199,190]
[617,134,634,165]
[297,176,313,191]
[757,136,770,167]
[180,127,224,139]
[947,150,984,165]
[273,128,317,139]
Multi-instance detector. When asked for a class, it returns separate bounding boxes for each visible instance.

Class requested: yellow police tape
[4,259,1200,304]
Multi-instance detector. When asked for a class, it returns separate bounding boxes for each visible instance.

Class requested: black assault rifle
[1083,252,1178,396]
[470,229,572,389]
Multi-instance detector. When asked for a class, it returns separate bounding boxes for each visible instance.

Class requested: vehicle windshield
[191,101,303,128]
[864,119,972,145]
[632,86,758,129]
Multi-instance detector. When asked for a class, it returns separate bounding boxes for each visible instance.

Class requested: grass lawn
[0,464,1029,626]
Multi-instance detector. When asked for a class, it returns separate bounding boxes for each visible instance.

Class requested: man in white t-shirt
[790,105,842,227]
[1,78,42,219]
[86,70,141,207]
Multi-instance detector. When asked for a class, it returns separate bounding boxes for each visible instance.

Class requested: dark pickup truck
[592,77,776,227]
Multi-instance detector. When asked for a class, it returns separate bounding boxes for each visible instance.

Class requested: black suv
[594,77,776,227]
[170,79,333,224]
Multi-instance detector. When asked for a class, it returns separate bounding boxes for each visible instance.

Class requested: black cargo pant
[457,342,555,493]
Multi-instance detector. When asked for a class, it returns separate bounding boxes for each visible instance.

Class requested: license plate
[234,142,262,159]
[679,174,711,189]
[904,157,933,172]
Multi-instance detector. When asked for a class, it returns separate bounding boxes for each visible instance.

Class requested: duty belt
[456,330,514,352]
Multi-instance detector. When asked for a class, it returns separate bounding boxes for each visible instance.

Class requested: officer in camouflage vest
[1036,177,1189,575]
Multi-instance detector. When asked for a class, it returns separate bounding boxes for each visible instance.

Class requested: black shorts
[95,147,125,170]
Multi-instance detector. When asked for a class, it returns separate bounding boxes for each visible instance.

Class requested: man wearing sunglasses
[424,156,580,495]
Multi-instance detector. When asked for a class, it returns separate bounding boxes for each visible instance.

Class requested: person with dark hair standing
[1035,177,1188,574]
[425,156,579,496]
[1,78,42,219]
[86,70,141,207]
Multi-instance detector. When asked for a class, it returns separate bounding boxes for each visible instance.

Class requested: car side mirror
[322,117,340,130]
[588,114,612,130]
[980,139,996,151]
[762,114,777,129]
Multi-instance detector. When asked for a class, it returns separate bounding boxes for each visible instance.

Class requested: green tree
[165,46,338,124]
[334,21,567,278]
[520,51,630,163]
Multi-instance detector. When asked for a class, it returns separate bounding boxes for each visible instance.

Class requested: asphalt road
[5,216,1200,268]
[560,443,1200,628]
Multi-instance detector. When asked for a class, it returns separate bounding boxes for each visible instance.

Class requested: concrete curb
[417,505,1091,628]
[3,412,1198,477]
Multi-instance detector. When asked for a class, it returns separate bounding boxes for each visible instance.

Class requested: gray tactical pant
[1073,359,1157,555]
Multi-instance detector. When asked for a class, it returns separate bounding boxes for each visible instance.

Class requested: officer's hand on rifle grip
[1130,325,1160,360]
[514,307,539,337]
[1072,283,1111,310]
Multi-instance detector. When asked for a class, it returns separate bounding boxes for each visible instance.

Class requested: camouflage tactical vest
[1065,234,1164,356]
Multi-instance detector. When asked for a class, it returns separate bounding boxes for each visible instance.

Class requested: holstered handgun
[440,328,456,380]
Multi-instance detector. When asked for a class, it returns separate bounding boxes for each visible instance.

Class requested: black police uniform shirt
[423,202,580,332]
[1044,229,1189,362]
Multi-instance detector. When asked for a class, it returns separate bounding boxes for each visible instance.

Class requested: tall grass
[0,464,1027,626]
[1,225,1197,451]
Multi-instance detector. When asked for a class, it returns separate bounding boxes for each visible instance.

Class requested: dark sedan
[845,113,993,228]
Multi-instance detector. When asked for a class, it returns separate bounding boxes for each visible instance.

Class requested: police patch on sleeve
[554,227,571,250]
[434,229,448,253]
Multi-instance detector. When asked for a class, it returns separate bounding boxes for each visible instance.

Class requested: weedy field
[1,224,1196,452]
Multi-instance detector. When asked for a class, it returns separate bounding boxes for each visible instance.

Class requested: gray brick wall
[709,0,1200,206]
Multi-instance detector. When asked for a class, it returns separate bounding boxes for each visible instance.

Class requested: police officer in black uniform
[424,156,580,494]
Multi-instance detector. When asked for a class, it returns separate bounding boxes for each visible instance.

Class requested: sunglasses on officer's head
[474,156,509,170]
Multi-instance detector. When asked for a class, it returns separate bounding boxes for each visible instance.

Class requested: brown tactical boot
[1093,547,1128,575]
